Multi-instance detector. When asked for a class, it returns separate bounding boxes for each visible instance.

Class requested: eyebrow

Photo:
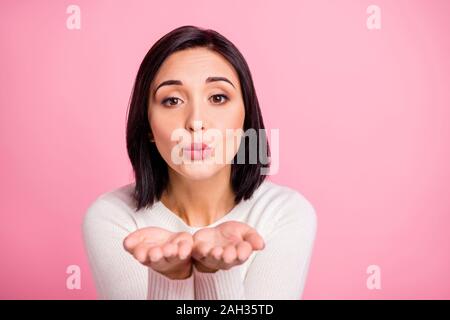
[153,76,235,95]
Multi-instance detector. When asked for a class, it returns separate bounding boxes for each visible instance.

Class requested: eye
[161,97,183,107]
[210,94,229,105]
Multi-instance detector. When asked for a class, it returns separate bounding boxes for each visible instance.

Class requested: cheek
[216,103,245,130]
[216,104,245,162]
[149,107,178,141]
[149,115,179,158]
[151,119,171,141]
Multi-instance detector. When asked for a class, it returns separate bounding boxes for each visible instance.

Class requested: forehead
[153,47,240,86]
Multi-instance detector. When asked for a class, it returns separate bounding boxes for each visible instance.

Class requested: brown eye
[161,97,182,107]
[210,94,229,105]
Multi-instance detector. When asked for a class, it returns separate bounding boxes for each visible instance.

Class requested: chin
[177,163,223,181]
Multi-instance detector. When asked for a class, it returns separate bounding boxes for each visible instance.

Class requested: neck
[160,165,236,227]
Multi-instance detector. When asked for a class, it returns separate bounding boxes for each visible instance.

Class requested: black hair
[126,25,271,211]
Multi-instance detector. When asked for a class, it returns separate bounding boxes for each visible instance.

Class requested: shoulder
[82,183,139,234]
[248,179,317,229]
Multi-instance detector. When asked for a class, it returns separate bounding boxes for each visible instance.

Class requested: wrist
[194,262,219,273]
[164,265,193,280]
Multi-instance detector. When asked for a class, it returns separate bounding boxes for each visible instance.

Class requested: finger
[177,240,192,260]
[222,244,237,264]
[243,231,265,250]
[162,242,178,263]
[133,242,152,264]
[236,241,252,262]
[148,246,164,264]
[123,233,143,252]
[193,241,213,260]
[210,246,224,261]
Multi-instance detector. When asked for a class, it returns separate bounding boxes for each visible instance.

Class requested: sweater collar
[149,196,251,232]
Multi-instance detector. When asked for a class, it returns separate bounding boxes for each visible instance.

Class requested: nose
[185,97,208,134]
[187,119,205,134]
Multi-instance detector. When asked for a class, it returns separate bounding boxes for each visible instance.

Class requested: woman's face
[148,47,245,180]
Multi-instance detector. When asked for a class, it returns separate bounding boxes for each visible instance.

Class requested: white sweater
[82,179,317,300]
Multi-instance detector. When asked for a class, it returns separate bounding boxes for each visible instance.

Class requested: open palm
[192,221,265,272]
[123,227,193,279]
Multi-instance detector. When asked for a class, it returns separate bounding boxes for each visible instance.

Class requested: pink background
[1,0,449,299]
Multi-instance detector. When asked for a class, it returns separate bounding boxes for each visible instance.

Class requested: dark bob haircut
[126,25,271,211]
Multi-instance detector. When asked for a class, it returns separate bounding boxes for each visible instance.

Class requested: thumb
[243,231,265,250]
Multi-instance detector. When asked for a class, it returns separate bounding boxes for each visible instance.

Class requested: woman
[82,25,317,300]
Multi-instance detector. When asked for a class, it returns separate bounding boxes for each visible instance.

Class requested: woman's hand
[123,227,194,279]
[191,221,265,273]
